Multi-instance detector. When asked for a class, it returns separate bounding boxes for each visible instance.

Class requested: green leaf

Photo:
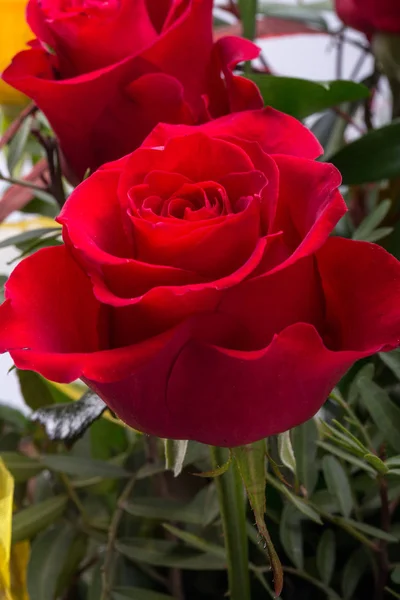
[386,456,400,469]
[162,524,226,559]
[0,451,43,482]
[317,441,375,475]
[0,228,60,249]
[357,377,400,453]
[0,404,28,430]
[363,453,389,475]
[380,349,400,380]
[277,431,296,475]
[279,504,303,569]
[238,0,257,39]
[194,450,232,478]
[89,416,127,461]
[116,538,226,570]
[27,522,75,600]
[124,497,205,525]
[352,199,392,241]
[164,439,188,477]
[265,472,322,524]
[88,562,102,600]
[322,456,353,518]
[387,469,400,477]
[391,566,400,585]
[247,75,369,120]
[17,370,56,410]
[316,530,336,585]
[31,390,106,442]
[361,227,393,243]
[112,588,173,600]
[292,418,318,495]
[329,120,400,184]
[7,115,33,174]
[233,442,283,596]
[189,484,219,527]
[12,495,68,542]
[342,547,369,599]
[339,517,398,542]
[40,454,131,479]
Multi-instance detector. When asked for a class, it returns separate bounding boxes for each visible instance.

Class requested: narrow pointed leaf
[357,378,400,453]
[27,522,75,600]
[317,530,336,585]
[292,419,318,495]
[322,456,353,518]
[233,442,283,596]
[40,454,131,479]
[12,496,68,543]
[112,587,173,600]
[278,432,296,475]
[164,439,188,477]
[379,349,400,380]
[279,504,303,569]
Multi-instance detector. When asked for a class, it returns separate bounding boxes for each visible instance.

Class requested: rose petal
[318,237,400,352]
[58,169,133,264]
[3,49,194,179]
[258,155,346,274]
[28,0,158,76]
[143,107,323,159]
[0,246,102,356]
[143,0,214,110]
[207,36,263,116]
[86,315,367,446]
[218,254,325,349]
[90,236,268,307]
[121,133,255,194]
[0,245,181,383]
[128,188,262,277]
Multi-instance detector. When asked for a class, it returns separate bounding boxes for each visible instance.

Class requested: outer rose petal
[260,155,346,272]
[218,255,325,349]
[143,0,213,110]
[58,169,133,262]
[0,246,102,357]
[3,48,194,179]
[0,245,180,383]
[86,317,368,446]
[318,237,400,351]
[335,0,400,35]
[207,36,263,117]
[27,0,158,76]
[143,107,323,159]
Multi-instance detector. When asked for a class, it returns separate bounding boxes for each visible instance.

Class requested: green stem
[210,446,251,600]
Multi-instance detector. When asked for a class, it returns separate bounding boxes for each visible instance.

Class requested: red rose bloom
[335,0,400,36]
[1,108,400,447]
[2,0,262,181]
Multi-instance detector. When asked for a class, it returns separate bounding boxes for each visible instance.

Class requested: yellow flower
[0,1,32,106]
[0,460,29,600]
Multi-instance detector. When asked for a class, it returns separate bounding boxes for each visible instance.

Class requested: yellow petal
[0,459,14,596]
[0,1,32,107]
[9,542,30,600]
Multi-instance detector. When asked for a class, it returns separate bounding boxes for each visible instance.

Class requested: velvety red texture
[335,0,400,36]
[1,108,400,446]
[2,0,262,181]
